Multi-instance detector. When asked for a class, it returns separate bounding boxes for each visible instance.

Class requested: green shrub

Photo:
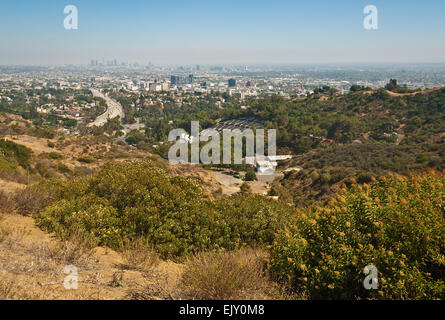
[73,166,93,177]
[416,153,429,163]
[57,163,73,175]
[120,238,159,272]
[35,161,295,258]
[0,191,15,213]
[48,152,63,160]
[240,182,252,194]
[269,181,294,204]
[216,194,296,249]
[270,171,445,299]
[245,171,257,181]
[76,155,95,163]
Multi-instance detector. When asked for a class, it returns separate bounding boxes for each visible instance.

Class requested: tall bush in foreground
[270,171,445,299]
[35,161,295,259]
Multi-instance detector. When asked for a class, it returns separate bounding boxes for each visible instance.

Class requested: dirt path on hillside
[385,87,444,97]
[211,170,282,195]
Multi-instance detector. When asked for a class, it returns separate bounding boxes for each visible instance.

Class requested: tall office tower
[188,74,194,84]
[161,83,170,91]
[171,76,180,86]
[228,78,237,87]
[196,65,200,71]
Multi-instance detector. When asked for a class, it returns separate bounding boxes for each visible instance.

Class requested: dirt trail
[385,87,444,97]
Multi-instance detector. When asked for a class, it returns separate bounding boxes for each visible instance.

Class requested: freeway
[88,89,125,127]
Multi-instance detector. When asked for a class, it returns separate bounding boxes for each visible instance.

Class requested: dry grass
[181,248,283,300]
[120,239,159,272]
[0,224,12,243]
[0,223,29,248]
[109,271,125,288]
[0,190,15,213]
[51,230,96,266]
[127,269,179,300]
[3,231,95,276]
[0,276,39,300]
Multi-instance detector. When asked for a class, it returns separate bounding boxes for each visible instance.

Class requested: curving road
[88,89,125,127]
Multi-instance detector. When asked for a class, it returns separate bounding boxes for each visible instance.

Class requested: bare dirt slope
[0,211,184,300]
[4,135,56,155]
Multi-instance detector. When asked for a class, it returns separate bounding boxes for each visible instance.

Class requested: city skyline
[1,0,445,66]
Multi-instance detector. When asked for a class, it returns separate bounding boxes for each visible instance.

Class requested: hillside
[259,86,445,205]
[1,83,444,300]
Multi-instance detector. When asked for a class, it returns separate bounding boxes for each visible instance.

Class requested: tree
[244,170,257,181]
[385,79,399,92]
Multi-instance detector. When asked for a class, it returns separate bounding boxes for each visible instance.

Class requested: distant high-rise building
[188,74,194,84]
[201,81,211,88]
[171,76,180,86]
[149,83,162,92]
[196,65,200,71]
[228,79,237,87]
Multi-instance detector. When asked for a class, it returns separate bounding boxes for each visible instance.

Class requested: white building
[245,154,293,175]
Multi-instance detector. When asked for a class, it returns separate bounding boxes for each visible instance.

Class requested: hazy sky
[0,0,444,65]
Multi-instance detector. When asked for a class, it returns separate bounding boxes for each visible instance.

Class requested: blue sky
[0,0,444,65]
